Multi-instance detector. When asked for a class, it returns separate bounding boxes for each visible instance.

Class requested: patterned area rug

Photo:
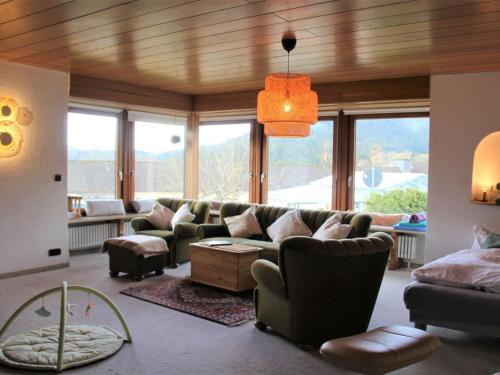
[121,277,255,326]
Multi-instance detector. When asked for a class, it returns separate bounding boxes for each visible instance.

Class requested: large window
[67,111,118,199]
[134,121,185,199]
[198,122,251,202]
[267,120,334,209]
[353,116,430,214]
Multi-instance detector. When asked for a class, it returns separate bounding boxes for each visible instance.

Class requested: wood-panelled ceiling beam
[0,0,497,96]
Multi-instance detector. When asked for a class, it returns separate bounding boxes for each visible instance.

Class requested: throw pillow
[472,225,500,249]
[145,202,175,230]
[266,209,312,244]
[484,233,500,249]
[368,212,406,227]
[224,206,263,238]
[171,203,196,229]
[313,213,352,240]
[131,199,155,214]
[85,199,126,217]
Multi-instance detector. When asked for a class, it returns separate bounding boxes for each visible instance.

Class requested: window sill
[68,213,144,226]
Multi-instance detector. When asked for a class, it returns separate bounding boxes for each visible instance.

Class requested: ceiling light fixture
[257,32,318,137]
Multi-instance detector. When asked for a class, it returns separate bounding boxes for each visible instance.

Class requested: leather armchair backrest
[156,197,211,224]
[219,202,372,240]
[278,232,393,345]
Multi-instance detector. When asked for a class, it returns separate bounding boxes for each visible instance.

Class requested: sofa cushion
[131,199,155,214]
[267,209,312,243]
[200,237,279,263]
[473,225,500,250]
[171,203,196,229]
[85,199,125,217]
[135,230,174,241]
[145,202,175,230]
[367,212,406,226]
[224,206,263,238]
[313,223,352,241]
[219,202,371,240]
[239,239,279,263]
[313,213,352,240]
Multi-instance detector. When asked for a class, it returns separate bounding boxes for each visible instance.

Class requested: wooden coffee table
[190,242,263,292]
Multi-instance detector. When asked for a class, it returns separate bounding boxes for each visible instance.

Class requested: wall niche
[471,131,500,205]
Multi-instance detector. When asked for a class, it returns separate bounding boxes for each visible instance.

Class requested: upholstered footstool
[320,325,441,375]
[102,235,169,281]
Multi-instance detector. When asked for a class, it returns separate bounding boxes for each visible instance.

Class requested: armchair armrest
[197,224,230,239]
[192,200,211,223]
[251,259,287,299]
[348,213,372,238]
[174,222,199,238]
[131,217,154,232]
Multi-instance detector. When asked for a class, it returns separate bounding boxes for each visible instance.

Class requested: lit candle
[481,186,488,202]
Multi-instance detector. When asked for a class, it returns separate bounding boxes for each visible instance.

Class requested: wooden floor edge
[0,262,70,280]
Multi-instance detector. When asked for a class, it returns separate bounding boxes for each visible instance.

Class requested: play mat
[0,281,132,371]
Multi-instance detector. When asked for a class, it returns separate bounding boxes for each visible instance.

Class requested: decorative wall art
[0,97,33,157]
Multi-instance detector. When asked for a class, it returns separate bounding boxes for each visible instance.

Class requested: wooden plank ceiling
[1,0,500,95]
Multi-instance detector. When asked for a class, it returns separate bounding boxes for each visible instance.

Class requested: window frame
[66,103,430,215]
[347,112,430,211]
[198,119,258,205]
[67,107,123,200]
[262,116,337,209]
[132,118,188,201]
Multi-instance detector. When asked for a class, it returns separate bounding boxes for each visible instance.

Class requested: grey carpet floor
[0,253,498,375]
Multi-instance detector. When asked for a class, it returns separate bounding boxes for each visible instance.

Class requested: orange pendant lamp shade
[257,33,318,137]
[258,73,318,137]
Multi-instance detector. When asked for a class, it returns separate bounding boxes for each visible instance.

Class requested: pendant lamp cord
[286,51,290,99]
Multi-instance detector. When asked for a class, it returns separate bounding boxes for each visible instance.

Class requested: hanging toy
[84,293,95,318]
[35,297,51,318]
[66,303,75,316]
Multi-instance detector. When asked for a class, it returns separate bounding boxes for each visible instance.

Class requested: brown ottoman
[102,235,169,281]
[320,325,441,375]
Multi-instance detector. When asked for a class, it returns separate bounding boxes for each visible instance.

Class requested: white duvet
[412,248,500,293]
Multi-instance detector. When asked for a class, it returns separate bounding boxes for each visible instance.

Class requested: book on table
[202,240,233,246]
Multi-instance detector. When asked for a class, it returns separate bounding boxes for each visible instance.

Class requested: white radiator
[124,221,135,236]
[209,214,220,224]
[69,223,118,251]
[397,235,417,262]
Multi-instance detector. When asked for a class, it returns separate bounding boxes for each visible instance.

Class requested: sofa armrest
[192,200,211,223]
[174,222,199,238]
[131,217,154,232]
[251,259,287,299]
[348,213,372,238]
[197,224,230,239]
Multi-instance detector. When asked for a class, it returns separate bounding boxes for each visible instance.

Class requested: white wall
[0,61,69,275]
[426,72,500,262]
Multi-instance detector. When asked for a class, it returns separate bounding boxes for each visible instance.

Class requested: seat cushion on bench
[135,229,174,241]
[85,199,126,217]
[320,325,440,375]
[200,237,279,263]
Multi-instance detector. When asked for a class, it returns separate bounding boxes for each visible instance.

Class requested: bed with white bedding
[411,248,500,293]
[404,246,500,337]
